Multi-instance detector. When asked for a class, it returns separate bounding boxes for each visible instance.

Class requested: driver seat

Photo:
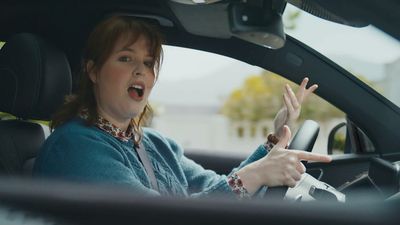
[0,33,72,176]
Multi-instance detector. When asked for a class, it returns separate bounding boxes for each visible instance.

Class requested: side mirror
[328,119,375,155]
[327,122,346,155]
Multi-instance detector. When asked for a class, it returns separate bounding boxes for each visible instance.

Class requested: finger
[305,84,318,96]
[275,125,291,148]
[286,166,302,182]
[283,93,294,112]
[296,78,308,101]
[296,162,306,174]
[299,77,309,89]
[291,170,302,182]
[286,85,300,109]
[286,178,297,188]
[294,151,332,162]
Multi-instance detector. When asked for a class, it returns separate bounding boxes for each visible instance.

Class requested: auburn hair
[51,15,164,145]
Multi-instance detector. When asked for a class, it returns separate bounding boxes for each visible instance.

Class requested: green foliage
[284,10,301,30]
[221,73,282,122]
[221,71,344,123]
[301,93,344,121]
[333,131,346,153]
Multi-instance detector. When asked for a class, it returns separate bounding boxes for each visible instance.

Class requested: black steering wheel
[264,120,320,200]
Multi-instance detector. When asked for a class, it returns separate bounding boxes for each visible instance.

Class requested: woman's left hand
[274,77,318,140]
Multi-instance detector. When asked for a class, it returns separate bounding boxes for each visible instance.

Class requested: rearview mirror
[229,2,286,49]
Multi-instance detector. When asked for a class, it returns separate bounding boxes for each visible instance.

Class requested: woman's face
[88,35,156,127]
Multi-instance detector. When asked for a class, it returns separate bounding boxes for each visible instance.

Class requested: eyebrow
[117,47,135,53]
[116,47,153,58]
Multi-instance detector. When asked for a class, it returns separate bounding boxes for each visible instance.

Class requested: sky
[158,47,255,82]
[157,4,400,83]
[285,5,400,64]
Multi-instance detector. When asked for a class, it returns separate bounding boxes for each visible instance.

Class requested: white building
[151,104,343,156]
[380,58,400,106]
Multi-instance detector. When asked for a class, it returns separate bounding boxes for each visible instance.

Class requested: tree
[283,9,301,30]
[221,71,344,123]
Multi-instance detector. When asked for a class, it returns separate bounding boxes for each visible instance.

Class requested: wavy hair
[51,15,164,146]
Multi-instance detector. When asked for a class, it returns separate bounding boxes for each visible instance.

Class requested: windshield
[283,4,400,108]
[147,4,400,157]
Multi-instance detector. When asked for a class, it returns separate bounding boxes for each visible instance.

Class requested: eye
[144,60,155,68]
[118,56,132,62]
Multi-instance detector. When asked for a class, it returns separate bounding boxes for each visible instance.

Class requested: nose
[133,62,145,77]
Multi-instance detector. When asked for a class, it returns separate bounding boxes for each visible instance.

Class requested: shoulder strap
[136,143,159,192]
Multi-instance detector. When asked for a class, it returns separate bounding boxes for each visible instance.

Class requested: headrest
[0,33,72,120]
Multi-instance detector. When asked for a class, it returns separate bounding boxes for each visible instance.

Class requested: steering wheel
[264,120,320,200]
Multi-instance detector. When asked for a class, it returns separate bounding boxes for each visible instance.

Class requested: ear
[86,60,97,83]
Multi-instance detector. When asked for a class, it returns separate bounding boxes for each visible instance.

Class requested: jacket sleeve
[33,132,160,197]
[165,137,268,198]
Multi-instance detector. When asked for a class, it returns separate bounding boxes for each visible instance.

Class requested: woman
[33,16,331,198]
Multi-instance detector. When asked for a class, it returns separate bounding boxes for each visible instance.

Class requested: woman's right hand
[236,125,332,195]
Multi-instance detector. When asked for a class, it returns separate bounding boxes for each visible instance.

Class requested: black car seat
[0,33,72,176]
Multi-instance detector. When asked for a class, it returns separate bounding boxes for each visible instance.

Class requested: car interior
[0,33,72,176]
[0,0,400,224]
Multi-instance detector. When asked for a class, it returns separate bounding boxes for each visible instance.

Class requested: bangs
[113,20,164,73]
[84,16,163,74]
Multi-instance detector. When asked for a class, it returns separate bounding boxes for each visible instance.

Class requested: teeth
[131,85,143,89]
[128,84,144,98]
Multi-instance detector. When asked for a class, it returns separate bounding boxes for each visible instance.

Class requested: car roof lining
[168,2,232,39]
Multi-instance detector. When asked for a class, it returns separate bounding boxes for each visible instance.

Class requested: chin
[126,112,140,119]
[128,108,145,118]
[126,102,144,113]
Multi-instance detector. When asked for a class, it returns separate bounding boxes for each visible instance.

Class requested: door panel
[308,154,374,188]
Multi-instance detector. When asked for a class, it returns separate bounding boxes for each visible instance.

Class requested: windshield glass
[283,4,400,108]
[150,45,344,156]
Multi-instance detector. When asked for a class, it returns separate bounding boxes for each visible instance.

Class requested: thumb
[275,125,291,148]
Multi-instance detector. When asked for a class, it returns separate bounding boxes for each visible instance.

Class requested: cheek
[150,75,156,87]
[104,64,126,78]
[100,65,129,88]
[146,85,154,97]
[146,76,156,94]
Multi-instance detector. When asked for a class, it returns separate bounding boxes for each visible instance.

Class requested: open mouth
[128,84,144,99]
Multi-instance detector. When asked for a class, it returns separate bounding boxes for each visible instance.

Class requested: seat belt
[135,143,159,192]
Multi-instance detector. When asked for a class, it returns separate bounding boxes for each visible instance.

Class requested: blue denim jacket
[33,118,268,198]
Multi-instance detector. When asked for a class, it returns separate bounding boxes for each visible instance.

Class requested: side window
[0,41,5,49]
[149,45,354,156]
[331,120,376,154]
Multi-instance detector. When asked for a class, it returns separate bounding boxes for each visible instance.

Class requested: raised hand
[274,77,318,140]
[236,126,331,194]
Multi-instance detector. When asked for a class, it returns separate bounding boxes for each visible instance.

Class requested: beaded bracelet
[264,140,275,151]
[267,133,280,145]
[264,133,288,150]
[227,173,251,199]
